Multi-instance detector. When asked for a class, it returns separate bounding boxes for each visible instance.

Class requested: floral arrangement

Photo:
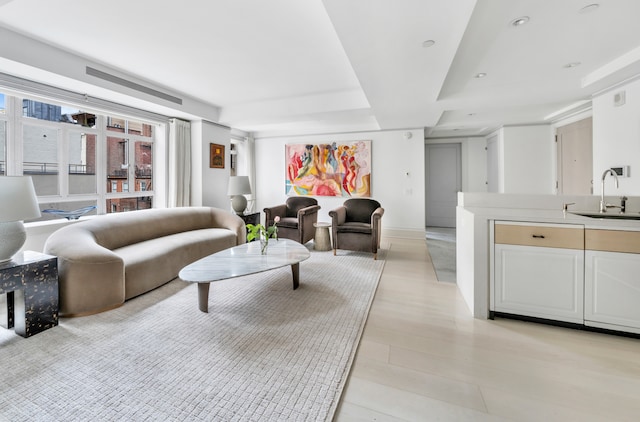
[246,216,279,253]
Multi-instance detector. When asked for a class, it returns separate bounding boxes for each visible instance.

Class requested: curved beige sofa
[44,207,246,316]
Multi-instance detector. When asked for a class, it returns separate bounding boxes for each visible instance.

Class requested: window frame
[1,91,166,219]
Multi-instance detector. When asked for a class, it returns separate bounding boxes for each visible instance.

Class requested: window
[23,100,61,122]
[68,132,96,195]
[2,94,163,221]
[0,120,5,175]
[105,115,155,213]
[23,124,59,196]
[134,141,152,191]
[0,93,6,175]
[107,136,128,191]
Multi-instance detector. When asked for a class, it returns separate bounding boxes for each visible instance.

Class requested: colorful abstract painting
[285,141,371,197]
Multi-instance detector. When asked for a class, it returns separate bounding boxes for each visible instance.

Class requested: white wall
[254,129,426,238]
[593,78,640,195]
[494,125,554,194]
[425,137,487,193]
[193,121,231,210]
[427,127,556,196]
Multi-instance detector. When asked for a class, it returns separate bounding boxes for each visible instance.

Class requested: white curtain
[168,118,191,207]
[245,135,257,213]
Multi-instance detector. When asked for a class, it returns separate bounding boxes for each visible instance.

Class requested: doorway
[486,135,499,193]
[556,117,593,195]
[425,143,461,228]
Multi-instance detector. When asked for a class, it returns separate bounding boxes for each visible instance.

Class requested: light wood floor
[335,237,640,421]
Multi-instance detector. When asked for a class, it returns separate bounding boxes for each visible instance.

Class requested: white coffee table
[179,238,310,312]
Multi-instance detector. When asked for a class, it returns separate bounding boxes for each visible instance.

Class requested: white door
[425,143,461,228]
[585,250,640,330]
[495,244,584,324]
[557,117,593,194]
[486,135,499,192]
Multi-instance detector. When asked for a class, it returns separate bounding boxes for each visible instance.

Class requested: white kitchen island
[457,192,640,335]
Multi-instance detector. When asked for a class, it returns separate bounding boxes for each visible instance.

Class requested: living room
[2,1,640,420]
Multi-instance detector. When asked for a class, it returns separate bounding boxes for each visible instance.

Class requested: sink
[569,211,640,220]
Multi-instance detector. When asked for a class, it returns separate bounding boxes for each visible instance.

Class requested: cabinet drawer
[585,229,640,254]
[495,223,583,249]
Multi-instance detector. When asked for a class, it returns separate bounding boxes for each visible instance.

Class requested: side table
[0,251,58,338]
[313,222,332,251]
[239,212,260,242]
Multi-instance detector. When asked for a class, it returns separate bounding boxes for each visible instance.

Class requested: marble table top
[179,238,311,284]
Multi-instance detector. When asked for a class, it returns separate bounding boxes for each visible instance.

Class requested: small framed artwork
[210,143,225,169]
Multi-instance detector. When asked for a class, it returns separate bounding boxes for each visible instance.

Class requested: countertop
[460,206,640,231]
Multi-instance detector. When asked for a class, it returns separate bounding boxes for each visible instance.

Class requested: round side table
[313,222,332,251]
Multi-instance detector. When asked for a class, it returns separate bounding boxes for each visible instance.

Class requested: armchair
[329,198,384,260]
[264,197,320,244]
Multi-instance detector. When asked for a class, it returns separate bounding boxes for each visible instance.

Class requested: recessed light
[564,62,581,68]
[510,16,530,27]
[580,4,599,14]
[468,113,476,116]
[422,40,435,48]
[474,73,487,78]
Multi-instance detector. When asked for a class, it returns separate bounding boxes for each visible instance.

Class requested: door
[557,117,593,194]
[425,143,461,228]
[486,135,499,192]
[585,250,640,330]
[493,222,585,324]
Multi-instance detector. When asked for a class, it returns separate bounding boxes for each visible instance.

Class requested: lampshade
[227,176,251,215]
[0,176,41,262]
[227,176,252,196]
[0,176,41,222]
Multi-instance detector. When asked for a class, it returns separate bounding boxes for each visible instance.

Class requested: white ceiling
[1,0,640,138]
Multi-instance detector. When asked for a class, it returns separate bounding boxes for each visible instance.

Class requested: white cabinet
[493,221,584,324]
[584,229,640,334]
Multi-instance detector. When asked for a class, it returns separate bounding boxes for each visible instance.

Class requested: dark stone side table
[0,251,58,338]
[239,212,260,242]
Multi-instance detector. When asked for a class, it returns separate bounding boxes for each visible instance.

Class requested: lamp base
[0,220,26,263]
[231,195,247,215]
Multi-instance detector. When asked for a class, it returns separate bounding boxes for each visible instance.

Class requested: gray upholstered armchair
[329,198,384,260]
[264,197,320,244]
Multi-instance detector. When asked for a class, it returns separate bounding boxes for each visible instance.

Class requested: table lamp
[0,176,41,262]
[227,176,252,215]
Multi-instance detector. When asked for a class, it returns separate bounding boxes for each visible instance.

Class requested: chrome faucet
[599,169,619,213]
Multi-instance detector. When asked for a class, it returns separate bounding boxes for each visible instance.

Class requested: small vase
[260,236,269,255]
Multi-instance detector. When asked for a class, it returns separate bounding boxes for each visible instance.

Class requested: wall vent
[86,66,183,105]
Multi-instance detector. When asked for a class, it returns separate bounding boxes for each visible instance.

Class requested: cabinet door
[495,244,584,323]
[585,250,640,331]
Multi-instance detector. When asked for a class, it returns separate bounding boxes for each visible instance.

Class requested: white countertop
[460,206,640,230]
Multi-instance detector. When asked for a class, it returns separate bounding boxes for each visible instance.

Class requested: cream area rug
[0,244,387,421]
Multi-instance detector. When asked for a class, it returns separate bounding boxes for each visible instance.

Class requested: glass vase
[260,236,269,255]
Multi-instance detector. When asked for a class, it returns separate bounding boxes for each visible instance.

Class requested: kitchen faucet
[599,169,619,213]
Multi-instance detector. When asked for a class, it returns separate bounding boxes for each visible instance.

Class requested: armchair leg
[333,249,336,256]
[374,252,377,260]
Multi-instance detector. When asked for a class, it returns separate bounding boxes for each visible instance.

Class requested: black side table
[0,251,58,338]
[239,212,260,242]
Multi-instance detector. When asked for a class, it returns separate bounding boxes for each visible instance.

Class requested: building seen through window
[4,96,158,220]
